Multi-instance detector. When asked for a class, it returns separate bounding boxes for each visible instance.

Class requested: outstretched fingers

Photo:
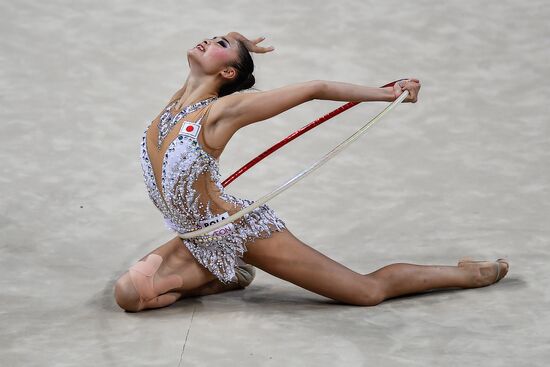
[248,36,275,53]
[228,32,275,53]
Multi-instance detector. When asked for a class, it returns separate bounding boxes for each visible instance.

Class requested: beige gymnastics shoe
[233,263,256,288]
[458,257,509,286]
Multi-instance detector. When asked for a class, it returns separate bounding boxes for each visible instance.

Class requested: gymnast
[114,31,509,312]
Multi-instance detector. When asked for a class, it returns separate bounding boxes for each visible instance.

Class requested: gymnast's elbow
[309,80,327,100]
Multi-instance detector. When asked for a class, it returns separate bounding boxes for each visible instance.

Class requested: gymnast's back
[139,95,286,283]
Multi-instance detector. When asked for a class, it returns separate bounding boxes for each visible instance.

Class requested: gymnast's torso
[140,96,286,283]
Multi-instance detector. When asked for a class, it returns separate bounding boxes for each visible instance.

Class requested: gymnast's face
[187,34,240,78]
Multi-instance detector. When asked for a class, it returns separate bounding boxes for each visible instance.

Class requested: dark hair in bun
[219,39,255,97]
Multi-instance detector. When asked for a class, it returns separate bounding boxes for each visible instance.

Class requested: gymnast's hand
[227,31,275,53]
[394,78,421,103]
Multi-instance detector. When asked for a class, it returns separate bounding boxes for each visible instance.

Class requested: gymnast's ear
[220,66,237,82]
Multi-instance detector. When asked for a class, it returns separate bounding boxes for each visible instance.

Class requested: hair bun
[241,74,255,90]
[218,40,256,96]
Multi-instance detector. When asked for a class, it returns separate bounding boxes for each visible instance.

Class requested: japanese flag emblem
[180,121,201,138]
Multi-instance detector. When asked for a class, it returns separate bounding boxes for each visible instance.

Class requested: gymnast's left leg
[114,236,257,312]
[242,228,509,306]
[114,236,255,312]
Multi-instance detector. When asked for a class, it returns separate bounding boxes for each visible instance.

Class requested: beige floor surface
[1,0,549,366]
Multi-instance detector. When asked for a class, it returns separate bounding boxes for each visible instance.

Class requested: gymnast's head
[187,33,256,96]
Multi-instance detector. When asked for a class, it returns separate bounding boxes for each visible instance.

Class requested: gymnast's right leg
[242,228,509,306]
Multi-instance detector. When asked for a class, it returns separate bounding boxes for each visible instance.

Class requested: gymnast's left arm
[315,78,421,103]
[208,78,420,140]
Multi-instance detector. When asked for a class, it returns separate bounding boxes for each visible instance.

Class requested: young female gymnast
[114,31,509,312]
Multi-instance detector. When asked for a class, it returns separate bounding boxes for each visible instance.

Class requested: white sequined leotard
[140,96,286,283]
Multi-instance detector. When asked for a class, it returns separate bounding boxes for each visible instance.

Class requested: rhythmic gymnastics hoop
[177,87,410,240]
[221,79,406,187]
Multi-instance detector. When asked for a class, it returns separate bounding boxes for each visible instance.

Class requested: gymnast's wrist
[381,86,396,102]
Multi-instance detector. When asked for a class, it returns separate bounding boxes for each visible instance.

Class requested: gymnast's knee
[354,276,386,306]
[114,253,184,312]
[114,272,143,312]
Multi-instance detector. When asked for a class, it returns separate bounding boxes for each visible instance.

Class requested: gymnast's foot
[234,263,256,288]
[186,265,256,297]
[457,257,509,288]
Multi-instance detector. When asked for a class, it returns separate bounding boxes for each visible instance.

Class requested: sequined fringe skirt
[178,202,286,283]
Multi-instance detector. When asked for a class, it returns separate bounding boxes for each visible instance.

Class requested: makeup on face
[190,35,236,69]
[209,36,231,48]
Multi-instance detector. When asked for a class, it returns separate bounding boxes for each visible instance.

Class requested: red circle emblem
[185,125,194,132]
